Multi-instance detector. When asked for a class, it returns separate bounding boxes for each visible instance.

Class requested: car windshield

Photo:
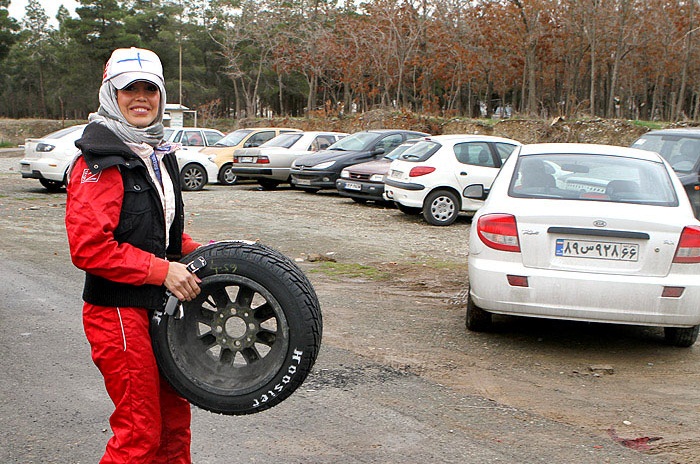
[631,134,700,173]
[509,153,678,206]
[163,129,174,140]
[261,133,303,148]
[327,132,380,151]
[398,141,440,161]
[215,129,253,147]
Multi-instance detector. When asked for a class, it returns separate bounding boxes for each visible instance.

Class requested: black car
[290,129,429,192]
[631,128,700,217]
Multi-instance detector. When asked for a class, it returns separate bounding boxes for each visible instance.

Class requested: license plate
[390,169,404,180]
[20,163,31,173]
[296,179,311,185]
[555,239,639,261]
[344,182,362,191]
[239,156,254,163]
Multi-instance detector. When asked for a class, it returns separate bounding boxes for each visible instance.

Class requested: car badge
[593,220,607,227]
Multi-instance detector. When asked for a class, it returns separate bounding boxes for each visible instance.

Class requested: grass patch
[630,120,665,130]
[0,140,16,148]
[309,261,389,280]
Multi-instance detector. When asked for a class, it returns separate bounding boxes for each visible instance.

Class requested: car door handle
[460,172,468,176]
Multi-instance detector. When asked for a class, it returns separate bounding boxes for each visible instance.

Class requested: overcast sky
[7,0,79,23]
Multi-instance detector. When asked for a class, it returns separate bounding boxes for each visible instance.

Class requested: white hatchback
[466,143,700,347]
[384,135,521,225]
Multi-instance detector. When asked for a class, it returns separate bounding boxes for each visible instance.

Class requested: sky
[6,0,79,23]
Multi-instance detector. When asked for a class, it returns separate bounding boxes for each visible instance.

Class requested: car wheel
[218,164,238,185]
[396,202,421,215]
[151,241,323,415]
[466,292,492,332]
[423,190,460,226]
[663,325,699,347]
[258,179,280,190]
[180,163,207,191]
[39,178,65,192]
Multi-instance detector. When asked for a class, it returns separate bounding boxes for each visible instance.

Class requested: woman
[65,47,201,463]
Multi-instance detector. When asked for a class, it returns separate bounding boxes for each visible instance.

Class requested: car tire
[180,163,207,191]
[466,292,492,332]
[151,241,323,415]
[258,179,280,190]
[423,189,460,226]
[39,178,65,192]
[396,202,421,215]
[218,164,238,185]
[663,325,699,347]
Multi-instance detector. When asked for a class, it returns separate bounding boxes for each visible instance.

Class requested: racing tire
[218,164,238,185]
[151,241,323,415]
[180,163,207,191]
[663,325,699,347]
[466,292,492,332]
[423,189,460,226]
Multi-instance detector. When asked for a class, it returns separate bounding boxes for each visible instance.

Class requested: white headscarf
[88,80,166,148]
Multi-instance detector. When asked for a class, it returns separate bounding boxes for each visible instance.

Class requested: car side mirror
[372,147,386,156]
[463,184,488,200]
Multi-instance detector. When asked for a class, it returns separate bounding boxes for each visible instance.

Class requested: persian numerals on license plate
[555,238,639,261]
[344,182,362,191]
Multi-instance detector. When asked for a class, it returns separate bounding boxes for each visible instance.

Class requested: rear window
[44,125,84,139]
[509,153,678,206]
[398,141,440,162]
[632,134,700,173]
[261,133,303,148]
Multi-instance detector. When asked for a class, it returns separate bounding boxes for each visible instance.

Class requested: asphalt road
[0,152,673,463]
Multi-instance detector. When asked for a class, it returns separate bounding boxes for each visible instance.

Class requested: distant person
[65,47,201,463]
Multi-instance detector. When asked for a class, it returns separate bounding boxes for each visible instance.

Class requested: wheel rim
[167,274,290,395]
[222,167,237,185]
[430,195,455,221]
[183,167,204,190]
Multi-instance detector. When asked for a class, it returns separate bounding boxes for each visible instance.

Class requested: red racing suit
[66,123,200,463]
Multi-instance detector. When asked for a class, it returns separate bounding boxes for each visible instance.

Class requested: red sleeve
[65,156,167,286]
[181,233,201,256]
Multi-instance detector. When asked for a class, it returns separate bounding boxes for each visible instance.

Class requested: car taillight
[257,156,269,164]
[36,143,55,152]
[673,226,700,263]
[477,214,520,252]
[409,166,436,177]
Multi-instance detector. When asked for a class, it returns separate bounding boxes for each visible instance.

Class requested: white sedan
[19,124,86,191]
[466,143,700,347]
[229,131,348,190]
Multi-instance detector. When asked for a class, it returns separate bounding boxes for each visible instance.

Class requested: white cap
[103,47,164,92]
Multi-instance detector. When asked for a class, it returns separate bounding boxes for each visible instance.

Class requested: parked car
[631,128,700,218]
[290,129,429,192]
[230,131,348,190]
[384,134,521,225]
[335,139,419,204]
[465,143,700,347]
[163,127,224,153]
[19,124,86,192]
[200,127,302,185]
[175,150,219,191]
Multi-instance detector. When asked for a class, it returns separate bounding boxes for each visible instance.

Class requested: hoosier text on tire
[151,241,322,415]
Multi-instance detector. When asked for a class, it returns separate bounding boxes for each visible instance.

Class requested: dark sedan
[335,139,419,203]
[631,128,700,218]
[290,129,429,192]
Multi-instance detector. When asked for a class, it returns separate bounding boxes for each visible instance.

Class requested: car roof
[641,128,700,138]
[518,143,664,162]
[359,129,429,134]
[422,134,521,144]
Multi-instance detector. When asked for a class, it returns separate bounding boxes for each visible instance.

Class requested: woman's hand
[164,261,201,301]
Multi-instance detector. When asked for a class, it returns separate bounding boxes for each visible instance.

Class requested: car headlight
[370,174,384,182]
[312,160,336,170]
[36,143,55,152]
[340,169,350,178]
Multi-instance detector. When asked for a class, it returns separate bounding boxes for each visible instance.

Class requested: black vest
[76,123,185,311]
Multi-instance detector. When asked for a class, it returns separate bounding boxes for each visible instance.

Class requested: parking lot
[1,150,698,463]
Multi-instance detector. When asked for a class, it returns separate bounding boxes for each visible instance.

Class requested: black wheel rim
[167,274,290,396]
